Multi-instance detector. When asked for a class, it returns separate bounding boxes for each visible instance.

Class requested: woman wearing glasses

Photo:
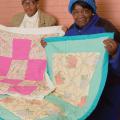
[11,0,57,28]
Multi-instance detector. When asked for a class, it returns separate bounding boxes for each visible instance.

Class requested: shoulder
[65,24,75,36]
[38,10,57,26]
[11,12,25,27]
[96,17,118,32]
[96,17,120,42]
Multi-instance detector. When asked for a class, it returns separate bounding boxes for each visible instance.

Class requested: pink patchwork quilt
[0,25,64,100]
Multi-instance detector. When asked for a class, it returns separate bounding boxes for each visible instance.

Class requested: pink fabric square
[0,79,21,85]
[8,85,37,95]
[25,60,46,81]
[0,56,11,76]
[12,38,31,60]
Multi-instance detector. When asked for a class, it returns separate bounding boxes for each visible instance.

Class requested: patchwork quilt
[45,33,114,120]
[0,25,65,120]
[0,24,114,120]
[0,25,64,99]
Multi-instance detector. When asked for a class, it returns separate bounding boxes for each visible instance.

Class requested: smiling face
[72,4,93,28]
[21,0,39,17]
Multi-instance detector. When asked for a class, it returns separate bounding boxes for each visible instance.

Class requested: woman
[41,0,120,119]
[11,0,57,27]
[67,0,120,120]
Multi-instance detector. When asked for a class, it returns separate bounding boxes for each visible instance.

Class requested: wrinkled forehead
[21,0,36,3]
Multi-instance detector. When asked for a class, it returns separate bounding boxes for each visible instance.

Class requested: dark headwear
[68,0,96,13]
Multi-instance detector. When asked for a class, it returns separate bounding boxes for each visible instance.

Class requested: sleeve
[10,13,24,27]
[10,15,17,27]
[45,15,57,26]
[109,45,120,76]
[98,18,120,76]
[103,19,120,42]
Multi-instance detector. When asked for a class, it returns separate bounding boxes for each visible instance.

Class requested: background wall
[0,0,120,30]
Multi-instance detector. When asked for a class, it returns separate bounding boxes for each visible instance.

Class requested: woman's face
[22,0,38,17]
[72,4,93,28]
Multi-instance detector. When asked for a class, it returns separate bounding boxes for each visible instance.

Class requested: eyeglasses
[72,8,91,16]
[22,0,36,7]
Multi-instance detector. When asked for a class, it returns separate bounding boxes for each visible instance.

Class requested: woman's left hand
[103,39,119,57]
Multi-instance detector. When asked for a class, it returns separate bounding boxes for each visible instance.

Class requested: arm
[10,13,24,27]
[98,18,120,75]
[109,44,120,75]
[41,12,57,26]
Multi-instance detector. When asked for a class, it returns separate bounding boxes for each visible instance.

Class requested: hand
[62,26,68,32]
[40,38,47,48]
[103,39,118,57]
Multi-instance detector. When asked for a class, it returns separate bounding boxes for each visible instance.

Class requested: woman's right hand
[62,26,68,32]
[40,38,47,48]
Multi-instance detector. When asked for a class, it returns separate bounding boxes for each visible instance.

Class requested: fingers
[103,39,118,56]
[62,26,68,32]
[40,39,47,48]
[103,39,117,47]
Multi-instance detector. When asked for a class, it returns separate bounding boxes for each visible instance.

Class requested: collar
[24,11,39,21]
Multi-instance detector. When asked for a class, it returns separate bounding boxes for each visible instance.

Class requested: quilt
[0,25,64,99]
[0,25,65,120]
[45,33,114,120]
[0,24,114,120]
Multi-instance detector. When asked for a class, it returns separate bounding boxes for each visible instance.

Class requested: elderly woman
[41,0,120,119]
[41,0,120,120]
[67,0,120,120]
[11,0,57,27]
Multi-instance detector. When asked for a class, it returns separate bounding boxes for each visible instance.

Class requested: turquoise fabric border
[45,33,114,120]
[45,32,114,42]
[79,52,109,120]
